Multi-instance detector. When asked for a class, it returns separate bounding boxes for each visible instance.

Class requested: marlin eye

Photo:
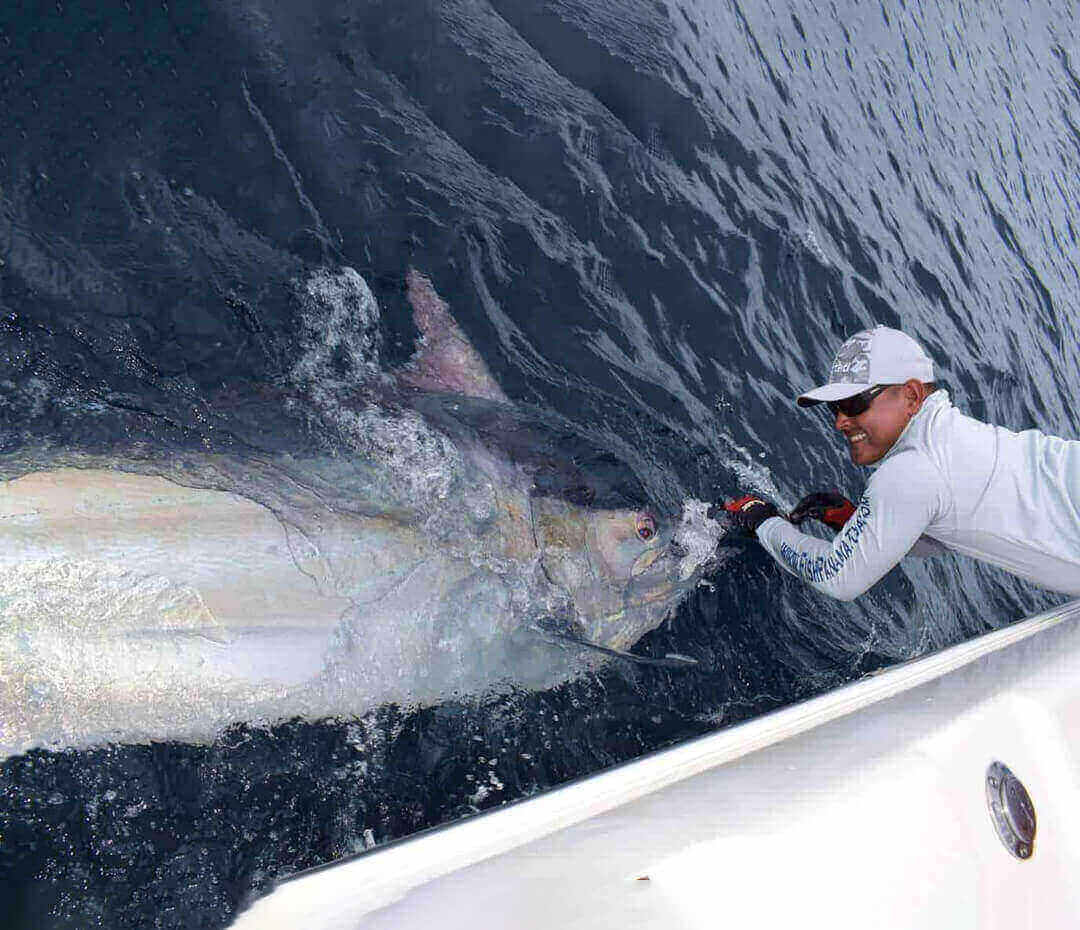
[636,514,656,541]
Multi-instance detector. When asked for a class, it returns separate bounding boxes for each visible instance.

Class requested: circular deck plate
[986,761,1036,860]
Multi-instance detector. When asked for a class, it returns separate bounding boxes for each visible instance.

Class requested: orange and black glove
[789,491,855,532]
[716,494,782,537]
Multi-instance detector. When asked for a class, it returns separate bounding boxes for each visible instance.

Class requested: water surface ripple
[1,1,1077,926]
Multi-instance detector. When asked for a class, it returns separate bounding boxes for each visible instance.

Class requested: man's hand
[790,491,856,532]
[716,494,783,537]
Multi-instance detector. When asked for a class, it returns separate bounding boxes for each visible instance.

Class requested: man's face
[834,382,920,465]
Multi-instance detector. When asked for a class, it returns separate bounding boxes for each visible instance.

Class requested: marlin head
[532,496,721,652]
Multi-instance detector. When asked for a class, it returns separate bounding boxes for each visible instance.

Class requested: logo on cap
[829,331,872,385]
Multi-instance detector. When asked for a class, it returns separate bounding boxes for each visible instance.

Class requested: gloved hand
[716,494,783,537]
[789,491,856,532]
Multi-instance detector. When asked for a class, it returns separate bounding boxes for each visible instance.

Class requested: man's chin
[848,443,882,465]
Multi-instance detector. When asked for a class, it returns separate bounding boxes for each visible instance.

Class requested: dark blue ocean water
[1,1,1077,926]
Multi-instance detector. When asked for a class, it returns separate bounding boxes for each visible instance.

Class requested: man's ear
[903,379,925,410]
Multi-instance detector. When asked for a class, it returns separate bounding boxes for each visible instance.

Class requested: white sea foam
[672,498,725,581]
[291,266,383,387]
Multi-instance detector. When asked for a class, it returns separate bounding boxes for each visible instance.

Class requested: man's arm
[756,452,945,601]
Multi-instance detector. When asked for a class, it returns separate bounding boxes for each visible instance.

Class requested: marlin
[0,269,721,758]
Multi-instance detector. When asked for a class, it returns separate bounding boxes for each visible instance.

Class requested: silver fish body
[0,447,717,757]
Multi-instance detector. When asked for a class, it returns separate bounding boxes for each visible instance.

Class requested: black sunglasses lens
[827,391,872,418]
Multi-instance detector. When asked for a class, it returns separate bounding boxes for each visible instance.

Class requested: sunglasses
[827,384,888,418]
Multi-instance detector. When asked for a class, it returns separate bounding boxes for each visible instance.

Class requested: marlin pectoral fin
[530,624,699,669]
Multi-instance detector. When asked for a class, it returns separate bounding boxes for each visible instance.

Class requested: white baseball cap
[797,325,935,408]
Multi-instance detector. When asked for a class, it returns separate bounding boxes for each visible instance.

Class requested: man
[725,325,1080,600]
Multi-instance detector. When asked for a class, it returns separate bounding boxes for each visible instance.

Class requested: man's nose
[834,410,853,430]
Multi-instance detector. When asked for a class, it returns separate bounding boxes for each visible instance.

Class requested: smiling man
[724,325,1080,600]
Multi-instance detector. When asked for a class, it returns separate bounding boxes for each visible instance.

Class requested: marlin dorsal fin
[400,269,507,403]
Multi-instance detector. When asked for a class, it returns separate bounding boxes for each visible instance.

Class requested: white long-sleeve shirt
[757,390,1080,600]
